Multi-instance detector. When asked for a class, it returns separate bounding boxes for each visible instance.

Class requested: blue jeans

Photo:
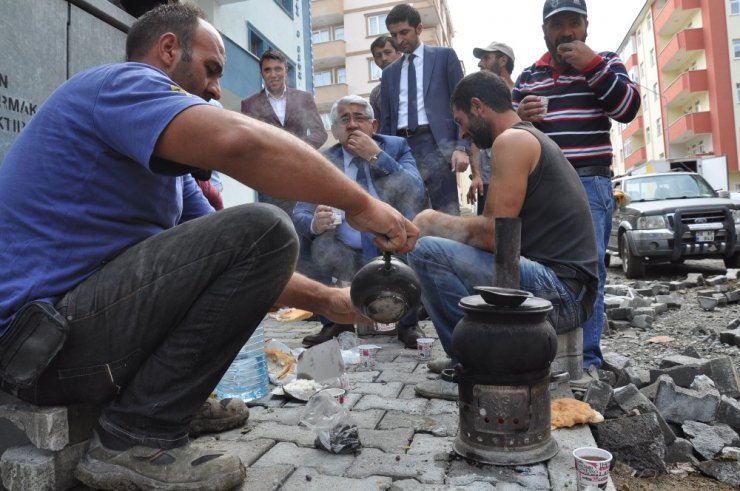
[580,176,614,369]
[13,204,297,449]
[407,237,588,357]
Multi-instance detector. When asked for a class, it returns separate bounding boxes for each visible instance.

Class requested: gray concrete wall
[0,0,132,163]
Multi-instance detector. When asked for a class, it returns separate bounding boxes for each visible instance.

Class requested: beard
[467,113,494,149]
[545,32,586,67]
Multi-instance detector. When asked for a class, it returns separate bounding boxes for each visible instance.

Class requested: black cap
[543,0,587,21]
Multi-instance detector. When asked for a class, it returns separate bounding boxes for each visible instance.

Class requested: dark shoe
[427,357,453,374]
[417,304,429,320]
[302,323,354,347]
[414,379,459,401]
[75,431,245,491]
[190,398,249,437]
[397,323,423,349]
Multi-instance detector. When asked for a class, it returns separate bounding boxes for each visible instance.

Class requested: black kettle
[350,252,422,323]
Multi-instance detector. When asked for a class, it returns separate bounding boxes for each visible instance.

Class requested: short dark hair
[370,35,398,53]
[385,4,422,28]
[451,71,513,114]
[125,2,206,62]
[496,52,515,74]
[260,48,287,70]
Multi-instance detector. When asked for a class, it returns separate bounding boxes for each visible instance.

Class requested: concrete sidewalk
[192,318,616,490]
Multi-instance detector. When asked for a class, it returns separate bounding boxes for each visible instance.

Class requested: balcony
[664,69,708,108]
[669,111,711,144]
[622,116,644,141]
[415,0,443,29]
[624,52,638,71]
[658,28,704,73]
[312,40,346,70]
[315,83,348,107]
[312,0,344,27]
[625,146,648,169]
[655,0,701,37]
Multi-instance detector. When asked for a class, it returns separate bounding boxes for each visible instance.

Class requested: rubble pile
[576,268,740,487]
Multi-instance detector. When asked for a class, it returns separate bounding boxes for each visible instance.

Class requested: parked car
[607,172,740,278]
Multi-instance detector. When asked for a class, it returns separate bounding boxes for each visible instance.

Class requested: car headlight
[732,209,740,224]
[636,215,666,229]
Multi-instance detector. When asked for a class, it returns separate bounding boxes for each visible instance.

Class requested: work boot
[302,323,354,347]
[414,378,459,401]
[427,357,453,374]
[75,431,246,491]
[189,398,249,437]
[397,323,423,349]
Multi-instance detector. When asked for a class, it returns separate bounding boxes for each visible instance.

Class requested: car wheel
[620,235,645,278]
[604,254,611,267]
[724,252,740,269]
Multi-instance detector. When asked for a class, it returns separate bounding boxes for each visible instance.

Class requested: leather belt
[396,125,431,138]
[575,165,611,178]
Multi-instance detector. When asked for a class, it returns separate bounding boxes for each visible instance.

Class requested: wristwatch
[455,146,468,155]
[368,153,379,164]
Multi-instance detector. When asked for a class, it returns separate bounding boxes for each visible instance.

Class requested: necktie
[352,158,380,262]
[407,54,418,132]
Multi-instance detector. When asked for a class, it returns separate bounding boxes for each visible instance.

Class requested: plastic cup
[417,337,434,361]
[318,387,346,406]
[373,322,397,332]
[331,207,344,225]
[539,96,549,117]
[573,447,613,490]
[357,344,380,369]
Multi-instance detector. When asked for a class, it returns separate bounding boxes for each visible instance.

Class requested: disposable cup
[317,387,346,406]
[540,96,549,116]
[331,207,344,225]
[373,322,397,332]
[357,344,380,369]
[573,447,613,490]
[417,337,434,361]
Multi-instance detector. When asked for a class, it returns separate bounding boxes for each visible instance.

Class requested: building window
[732,0,740,15]
[653,83,659,101]
[320,113,332,130]
[734,39,740,58]
[312,29,330,44]
[624,138,633,156]
[645,127,651,143]
[649,48,655,66]
[367,14,388,36]
[636,29,641,46]
[334,26,345,40]
[647,12,652,30]
[736,83,740,101]
[336,67,346,84]
[643,93,648,110]
[314,70,332,87]
[370,60,382,81]
[656,118,662,137]
[248,28,266,56]
[274,0,293,17]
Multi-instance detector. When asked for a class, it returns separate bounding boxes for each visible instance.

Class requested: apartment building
[611,0,740,191]
[310,0,454,137]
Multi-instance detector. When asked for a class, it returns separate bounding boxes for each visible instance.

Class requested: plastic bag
[300,391,361,454]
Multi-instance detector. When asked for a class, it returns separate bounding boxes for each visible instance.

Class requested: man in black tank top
[408,71,598,400]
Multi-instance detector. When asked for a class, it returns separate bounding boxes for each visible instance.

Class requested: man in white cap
[466,41,517,216]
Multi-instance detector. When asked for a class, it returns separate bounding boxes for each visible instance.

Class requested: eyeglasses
[338,113,372,125]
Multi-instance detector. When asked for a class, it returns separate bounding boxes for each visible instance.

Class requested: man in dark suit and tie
[294,95,426,348]
[241,49,328,216]
[380,3,469,216]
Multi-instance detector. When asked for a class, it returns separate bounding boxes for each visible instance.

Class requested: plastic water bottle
[214,323,269,402]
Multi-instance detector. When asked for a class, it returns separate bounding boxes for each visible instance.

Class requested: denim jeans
[407,237,588,357]
[580,176,614,369]
[14,204,297,449]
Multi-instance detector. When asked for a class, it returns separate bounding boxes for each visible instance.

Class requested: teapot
[350,252,422,323]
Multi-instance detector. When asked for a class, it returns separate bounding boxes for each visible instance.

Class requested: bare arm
[276,272,368,325]
[154,105,418,252]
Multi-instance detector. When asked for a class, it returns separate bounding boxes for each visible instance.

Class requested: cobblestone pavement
[191,318,615,490]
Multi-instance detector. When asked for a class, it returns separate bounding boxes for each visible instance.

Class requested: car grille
[666,209,730,255]
[667,209,728,228]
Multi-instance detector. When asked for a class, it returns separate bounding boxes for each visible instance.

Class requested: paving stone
[583,379,614,415]
[651,302,668,314]
[664,437,696,464]
[608,320,632,331]
[707,356,740,398]
[668,281,686,291]
[344,447,446,483]
[399,384,418,399]
[705,275,728,286]
[660,354,710,368]
[654,295,681,309]
[696,460,740,488]
[236,463,293,491]
[0,403,97,451]
[235,421,316,447]
[349,381,403,398]
[682,421,740,460]
[606,307,633,321]
[389,480,495,490]
[633,307,657,317]
[593,412,666,476]
[195,437,274,467]
[282,467,391,491]
[447,459,550,488]
[378,411,459,437]
[353,394,429,414]
[0,440,87,491]
[725,290,740,303]
[717,395,740,432]
[406,433,454,457]
[624,366,651,388]
[712,293,729,307]
[426,399,458,415]
[347,409,385,430]
[248,406,305,426]
[346,371,380,384]
[719,328,740,348]
[654,375,720,424]
[252,442,354,476]
[634,287,654,297]
[726,269,740,281]
[612,384,675,445]
[377,370,436,385]
[605,285,631,296]
[358,428,414,453]
[631,314,653,329]
[650,364,709,388]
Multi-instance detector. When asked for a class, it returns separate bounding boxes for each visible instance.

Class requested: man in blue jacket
[294,95,426,348]
[380,3,469,216]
